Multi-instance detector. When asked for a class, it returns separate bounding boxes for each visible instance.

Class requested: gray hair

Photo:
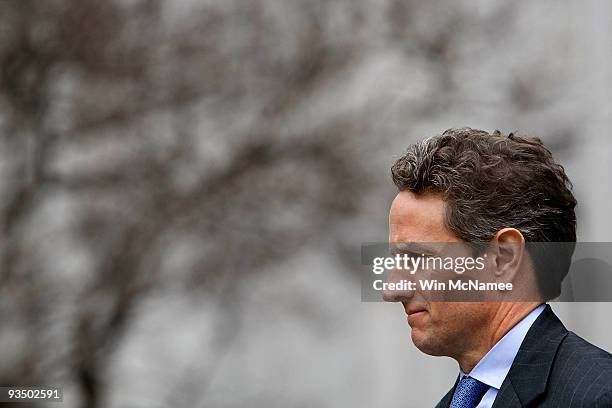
[391,127,577,299]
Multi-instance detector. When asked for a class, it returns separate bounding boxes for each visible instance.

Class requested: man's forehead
[389,191,453,241]
[390,191,446,223]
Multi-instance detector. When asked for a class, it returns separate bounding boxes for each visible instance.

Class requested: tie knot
[450,376,489,408]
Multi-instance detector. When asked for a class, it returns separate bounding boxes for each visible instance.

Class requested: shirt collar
[459,304,546,390]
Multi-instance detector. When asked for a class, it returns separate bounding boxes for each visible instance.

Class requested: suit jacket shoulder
[539,330,612,407]
[436,305,612,408]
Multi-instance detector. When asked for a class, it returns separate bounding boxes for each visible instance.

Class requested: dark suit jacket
[435,305,612,407]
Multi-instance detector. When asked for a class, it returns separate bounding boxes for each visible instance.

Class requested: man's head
[386,127,577,359]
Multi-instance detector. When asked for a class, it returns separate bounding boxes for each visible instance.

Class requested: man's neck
[456,302,542,373]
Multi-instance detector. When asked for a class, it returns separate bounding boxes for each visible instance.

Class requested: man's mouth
[405,304,428,326]
[405,304,428,316]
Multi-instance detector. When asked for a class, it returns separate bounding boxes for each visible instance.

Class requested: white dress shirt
[458,304,546,408]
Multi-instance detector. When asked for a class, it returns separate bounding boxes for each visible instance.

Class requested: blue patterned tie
[449,376,489,408]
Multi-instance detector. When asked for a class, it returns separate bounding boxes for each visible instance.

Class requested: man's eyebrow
[389,242,438,255]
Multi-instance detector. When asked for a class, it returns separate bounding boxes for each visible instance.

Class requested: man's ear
[489,228,525,281]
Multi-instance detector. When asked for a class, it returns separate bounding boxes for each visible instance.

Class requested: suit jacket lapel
[435,375,458,408]
[490,378,522,408]
[493,304,568,407]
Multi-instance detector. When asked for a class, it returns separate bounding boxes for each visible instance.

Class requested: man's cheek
[428,303,452,326]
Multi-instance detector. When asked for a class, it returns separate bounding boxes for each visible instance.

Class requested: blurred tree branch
[0,0,534,407]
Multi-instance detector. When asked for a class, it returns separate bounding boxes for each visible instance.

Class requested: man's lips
[405,304,428,316]
[405,304,428,326]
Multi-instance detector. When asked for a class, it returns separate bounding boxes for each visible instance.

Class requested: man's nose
[382,268,415,302]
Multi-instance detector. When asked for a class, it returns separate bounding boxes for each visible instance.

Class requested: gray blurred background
[1,0,612,407]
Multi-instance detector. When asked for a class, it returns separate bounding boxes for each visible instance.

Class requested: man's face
[387,191,495,358]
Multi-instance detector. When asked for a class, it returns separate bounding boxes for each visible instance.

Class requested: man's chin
[407,310,429,327]
[410,330,445,356]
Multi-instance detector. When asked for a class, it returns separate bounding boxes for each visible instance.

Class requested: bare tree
[0,1,552,407]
